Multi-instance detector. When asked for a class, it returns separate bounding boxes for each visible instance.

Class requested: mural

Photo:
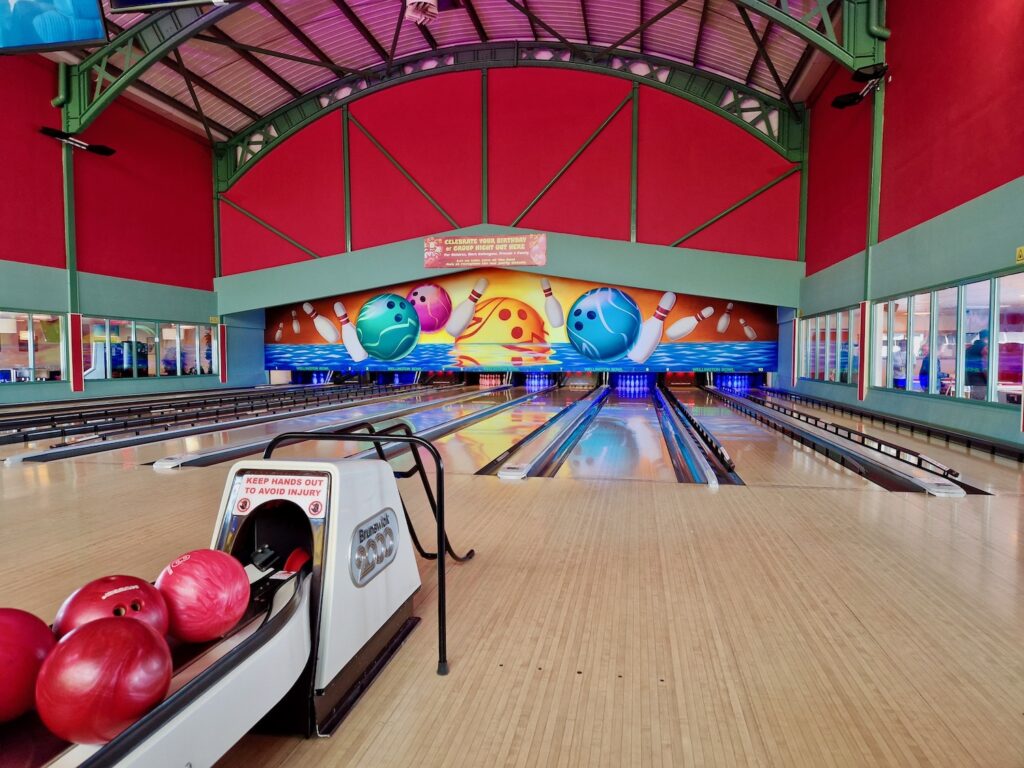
[264,268,778,372]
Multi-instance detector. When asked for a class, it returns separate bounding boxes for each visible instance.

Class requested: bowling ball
[455,297,546,344]
[156,549,250,643]
[355,293,420,361]
[35,618,171,744]
[0,608,55,723]
[54,575,169,638]
[406,283,452,333]
[566,288,642,362]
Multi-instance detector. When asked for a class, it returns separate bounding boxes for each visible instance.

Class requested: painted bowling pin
[540,278,564,328]
[739,318,758,340]
[717,303,733,333]
[628,291,675,364]
[302,302,340,343]
[667,306,714,340]
[446,278,488,337]
[334,301,367,362]
[274,322,283,342]
[291,310,301,334]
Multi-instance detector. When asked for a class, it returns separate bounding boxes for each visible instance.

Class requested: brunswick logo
[350,508,398,587]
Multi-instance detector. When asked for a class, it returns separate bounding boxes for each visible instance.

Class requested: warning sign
[1016,245,1024,265]
[229,471,330,519]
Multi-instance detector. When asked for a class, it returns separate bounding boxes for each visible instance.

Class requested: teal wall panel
[225,309,268,388]
[800,251,864,315]
[77,273,217,322]
[0,260,69,313]
[215,225,803,316]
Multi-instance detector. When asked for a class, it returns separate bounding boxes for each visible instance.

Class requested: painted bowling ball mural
[355,293,420,361]
[566,288,642,362]
[406,283,452,333]
[456,297,547,344]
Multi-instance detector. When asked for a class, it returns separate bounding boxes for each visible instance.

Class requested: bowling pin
[446,278,488,337]
[739,319,758,340]
[628,292,675,364]
[717,303,733,333]
[274,322,283,342]
[291,310,301,334]
[302,302,340,343]
[540,278,564,328]
[333,301,368,363]
[667,306,714,340]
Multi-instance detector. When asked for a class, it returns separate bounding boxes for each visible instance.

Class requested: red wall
[75,98,215,290]
[879,0,1024,240]
[219,68,801,275]
[0,56,66,270]
[804,66,871,274]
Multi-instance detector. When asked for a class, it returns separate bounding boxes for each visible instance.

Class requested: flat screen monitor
[0,0,106,53]
[109,0,219,12]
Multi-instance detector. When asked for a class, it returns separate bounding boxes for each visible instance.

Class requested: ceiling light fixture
[39,127,116,156]
[831,63,889,110]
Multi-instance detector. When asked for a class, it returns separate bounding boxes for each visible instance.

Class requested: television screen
[0,0,106,53]
[109,0,217,12]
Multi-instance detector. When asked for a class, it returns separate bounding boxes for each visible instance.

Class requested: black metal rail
[760,387,1024,463]
[660,386,736,472]
[264,432,465,676]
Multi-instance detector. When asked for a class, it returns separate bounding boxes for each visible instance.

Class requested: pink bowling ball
[406,284,452,333]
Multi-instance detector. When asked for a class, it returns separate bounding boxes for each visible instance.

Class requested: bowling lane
[45,386,483,466]
[757,391,1024,494]
[426,387,586,474]
[556,392,679,483]
[670,388,879,490]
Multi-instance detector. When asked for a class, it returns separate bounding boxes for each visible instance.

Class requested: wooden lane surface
[3,456,1022,766]
[759,393,1024,494]
[673,389,879,490]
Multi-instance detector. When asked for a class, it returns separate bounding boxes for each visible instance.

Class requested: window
[135,322,158,377]
[0,311,30,382]
[961,280,991,400]
[199,325,216,375]
[160,323,179,376]
[910,292,931,393]
[996,272,1024,406]
[826,314,836,381]
[837,311,849,383]
[851,305,861,382]
[31,314,63,382]
[890,298,909,389]
[82,317,109,380]
[816,316,826,380]
[109,318,134,378]
[807,318,817,379]
[872,302,888,387]
[180,324,199,375]
[935,287,958,396]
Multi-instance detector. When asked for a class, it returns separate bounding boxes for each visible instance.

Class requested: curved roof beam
[62,2,251,134]
[214,42,805,192]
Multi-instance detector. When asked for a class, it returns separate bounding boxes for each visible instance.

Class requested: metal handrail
[263,431,460,676]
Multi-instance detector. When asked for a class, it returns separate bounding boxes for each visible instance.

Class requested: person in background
[891,340,907,389]
[965,329,988,399]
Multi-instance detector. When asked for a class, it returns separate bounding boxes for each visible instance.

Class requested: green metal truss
[215,42,806,192]
[735,0,886,72]
[60,3,248,135]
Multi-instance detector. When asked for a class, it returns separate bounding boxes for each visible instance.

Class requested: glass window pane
[891,298,909,389]
[837,311,849,383]
[816,316,826,380]
[826,314,837,381]
[935,287,958,396]
[872,303,888,387]
[851,306,861,381]
[31,314,63,382]
[0,311,30,382]
[83,317,109,380]
[961,280,991,400]
[108,318,134,378]
[996,272,1024,406]
[807,319,817,379]
[910,293,931,392]
[179,325,199,375]
[199,326,215,375]
[160,323,179,376]
[135,322,158,377]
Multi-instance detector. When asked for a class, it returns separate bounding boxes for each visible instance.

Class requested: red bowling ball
[155,549,250,643]
[35,618,171,744]
[0,608,56,723]
[53,575,169,638]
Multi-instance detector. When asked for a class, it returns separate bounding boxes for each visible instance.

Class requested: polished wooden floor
[1,418,1022,767]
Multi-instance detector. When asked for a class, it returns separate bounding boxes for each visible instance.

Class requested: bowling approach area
[2,2,1024,767]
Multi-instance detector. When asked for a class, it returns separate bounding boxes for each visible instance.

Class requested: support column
[59,65,84,391]
[481,69,489,224]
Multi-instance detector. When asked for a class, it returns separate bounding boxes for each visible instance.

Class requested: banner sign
[425,233,547,268]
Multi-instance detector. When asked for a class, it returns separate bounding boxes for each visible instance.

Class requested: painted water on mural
[265,341,778,372]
